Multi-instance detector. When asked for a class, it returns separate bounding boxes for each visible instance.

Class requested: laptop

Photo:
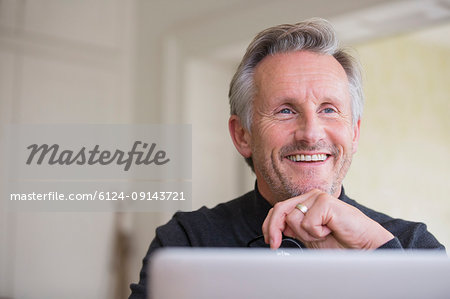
[149,248,450,299]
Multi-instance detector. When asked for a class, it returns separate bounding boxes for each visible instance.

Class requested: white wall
[184,58,254,210]
[0,0,136,298]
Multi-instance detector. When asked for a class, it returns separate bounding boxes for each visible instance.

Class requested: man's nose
[294,112,325,144]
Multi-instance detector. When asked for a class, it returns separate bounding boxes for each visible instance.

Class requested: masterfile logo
[26,141,170,171]
[3,124,192,212]
[4,124,191,180]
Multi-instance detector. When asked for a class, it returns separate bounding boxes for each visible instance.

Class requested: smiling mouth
[286,154,329,162]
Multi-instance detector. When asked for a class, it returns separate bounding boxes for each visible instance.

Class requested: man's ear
[228,115,252,158]
[352,119,361,154]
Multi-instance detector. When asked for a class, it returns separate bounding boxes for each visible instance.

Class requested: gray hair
[228,18,364,170]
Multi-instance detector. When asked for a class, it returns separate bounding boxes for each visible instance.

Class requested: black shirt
[129,184,445,298]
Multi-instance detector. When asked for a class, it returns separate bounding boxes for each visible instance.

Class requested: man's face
[249,51,360,203]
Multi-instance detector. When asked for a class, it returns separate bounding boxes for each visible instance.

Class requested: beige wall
[346,24,450,248]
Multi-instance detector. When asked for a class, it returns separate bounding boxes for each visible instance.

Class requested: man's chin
[283,181,333,198]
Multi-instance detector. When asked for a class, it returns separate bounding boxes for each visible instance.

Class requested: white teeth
[287,154,327,162]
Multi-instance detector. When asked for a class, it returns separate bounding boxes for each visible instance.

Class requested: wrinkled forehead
[253,51,350,101]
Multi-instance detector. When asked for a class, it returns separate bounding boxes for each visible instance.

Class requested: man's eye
[322,108,336,113]
[279,108,293,114]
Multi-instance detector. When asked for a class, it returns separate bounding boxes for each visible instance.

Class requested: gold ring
[296,203,308,214]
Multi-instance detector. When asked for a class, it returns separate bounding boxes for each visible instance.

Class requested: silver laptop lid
[150,248,449,299]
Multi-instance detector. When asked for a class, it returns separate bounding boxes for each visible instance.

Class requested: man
[129,18,444,298]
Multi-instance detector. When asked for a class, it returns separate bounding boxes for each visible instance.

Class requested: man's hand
[262,189,394,249]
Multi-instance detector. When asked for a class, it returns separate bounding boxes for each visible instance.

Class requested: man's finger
[262,208,273,244]
[285,201,328,243]
[265,189,322,249]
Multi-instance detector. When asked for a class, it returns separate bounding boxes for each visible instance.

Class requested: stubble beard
[255,141,353,203]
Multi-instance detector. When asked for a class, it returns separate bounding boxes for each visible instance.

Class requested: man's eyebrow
[321,96,345,104]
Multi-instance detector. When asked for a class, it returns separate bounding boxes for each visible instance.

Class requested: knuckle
[285,212,292,222]
[285,212,296,224]
[310,228,324,239]
[300,219,311,231]
[316,193,330,205]
[273,202,283,210]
